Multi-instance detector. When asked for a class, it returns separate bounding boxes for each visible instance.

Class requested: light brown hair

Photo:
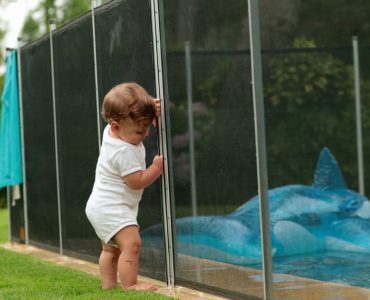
[101,82,156,126]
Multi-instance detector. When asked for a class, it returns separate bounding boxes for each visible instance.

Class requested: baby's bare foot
[127,282,158,291]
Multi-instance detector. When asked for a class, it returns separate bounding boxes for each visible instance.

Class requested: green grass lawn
[0,248,174,300]
[0,209,174,299]
[0,208,8,243]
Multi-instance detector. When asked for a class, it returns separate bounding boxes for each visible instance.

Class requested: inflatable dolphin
[142,148,370,265]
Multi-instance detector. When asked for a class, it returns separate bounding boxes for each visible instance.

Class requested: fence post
[184,41,197,217]
[7,187,11,241]
[150,0,175,289]
[248,0,274,299]
[352,36,365,195]
[91,0,102,149]
[49,19,63,256]
[17,37,29,245]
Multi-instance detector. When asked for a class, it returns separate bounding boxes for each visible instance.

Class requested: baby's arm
[124,155,163,190]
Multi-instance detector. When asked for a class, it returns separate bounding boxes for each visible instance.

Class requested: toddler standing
[85,82,163,291]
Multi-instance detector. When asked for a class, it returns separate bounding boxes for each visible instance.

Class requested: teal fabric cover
[0,50,23,188]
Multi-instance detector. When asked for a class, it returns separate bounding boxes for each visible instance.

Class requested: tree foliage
[21,0,89,42]
[263,38,360,188]
[297,0,370,46]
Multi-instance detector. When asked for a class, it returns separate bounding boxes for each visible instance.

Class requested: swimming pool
[142,148,370,290]
[249,251,370,288]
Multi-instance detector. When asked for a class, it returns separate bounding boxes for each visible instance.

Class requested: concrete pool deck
[2,242,370,299]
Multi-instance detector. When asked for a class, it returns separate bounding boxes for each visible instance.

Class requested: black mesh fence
[261,46,367,291]
[94,0,156,102]
[166,50,257,208]
[19,0,165,277]
[21,36,60,250]
[263,47,358,190]
[165,49,261,298]
[359,45,370,195]
[13,0,370,297]
[93,0,166,278]
[52,13,100,259]
[162,1,263,297]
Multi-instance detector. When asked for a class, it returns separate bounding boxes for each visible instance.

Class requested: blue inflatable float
[142,148,370,265]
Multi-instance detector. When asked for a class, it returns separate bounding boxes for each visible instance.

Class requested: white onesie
[85,125,146,244]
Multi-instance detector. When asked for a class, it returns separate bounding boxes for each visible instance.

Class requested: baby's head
[102,82,156,127]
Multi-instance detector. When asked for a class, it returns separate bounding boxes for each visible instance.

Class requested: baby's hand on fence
[152,155,163,174]
[154,99,161,117]
[152,99,161,128]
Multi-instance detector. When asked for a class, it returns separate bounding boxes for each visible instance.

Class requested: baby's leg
[99,242,120,289]
[114,225,157,291]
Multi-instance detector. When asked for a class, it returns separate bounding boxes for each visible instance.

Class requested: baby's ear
[110,121,120,132]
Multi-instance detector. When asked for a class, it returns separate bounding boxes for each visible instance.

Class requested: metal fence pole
[17,37,29,245]
[185,44,201,282]
[91,0,102,150]
[150,0,175,289]
[49,19,63,255]
[184,41,197,217]
[7,186,11,242]
[352,36,365,195]
[248,0,274,299]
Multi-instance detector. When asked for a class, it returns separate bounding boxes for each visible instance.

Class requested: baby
[85,82,163,291]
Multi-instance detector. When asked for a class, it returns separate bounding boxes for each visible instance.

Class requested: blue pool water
[142,148,370,289]
[248,251,370,288]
